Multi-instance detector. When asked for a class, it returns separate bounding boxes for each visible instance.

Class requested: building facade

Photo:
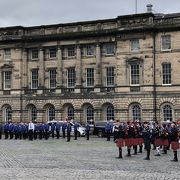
[0,12,180,124]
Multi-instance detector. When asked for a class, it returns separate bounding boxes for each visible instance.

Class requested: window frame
[162,104,173,122]
[4,49,11,61]
[3,71,11,90]
[67,68,76,88]
[31,49,39,60]
[130,39,140,52]
[162,63,171,85]
[86,68,94,87]
[106,105,114,121]
[161,35,171,51]
[48,106,55,121]
[49,69,57,89]
[31,69,38,89]
[130,64,140,86]
[106,67,115,87]
[49,48,57,59]
[103,43,115,55]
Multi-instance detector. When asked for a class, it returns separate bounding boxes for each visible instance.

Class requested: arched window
[48,106,55,121]
[86,106,94,122]
[68,106,74,120]
[163,105,173,121]
[132,104,141,121]
[30,106,37,122]
[107,105,114,120]
[3,105,12,122]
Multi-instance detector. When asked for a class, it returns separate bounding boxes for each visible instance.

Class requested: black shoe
[143,157,150,160]
[126,154,131,157]
[171,159,178,162]
[155,154,161,156]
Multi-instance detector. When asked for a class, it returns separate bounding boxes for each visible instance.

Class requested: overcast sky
[0,0,180,27]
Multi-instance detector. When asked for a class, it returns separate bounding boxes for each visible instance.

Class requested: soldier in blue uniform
[38,123,43,140]
[105,121,112,141]
[51,122,56,138]
[14,124,19,139]
[0,123,2,139]
[4,122,9,139]
[9,122,14,139]
[34,123,38,140]
[66,122,72,142]
[18,123,23,140]
[85,123,90,140]
[56,121,61,139]
[62,120,67,138]
[74,122,79,140]
[44,123,49,140]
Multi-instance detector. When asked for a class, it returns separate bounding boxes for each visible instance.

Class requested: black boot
[139,145,143,153]
[162,146,167,154]
[144,150,150,160]
[126,148,131,157]
[118,148,123,158]
[133,146,137,155]
[171,151,178,162]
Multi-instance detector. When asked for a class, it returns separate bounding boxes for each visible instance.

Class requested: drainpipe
[153,31,157,122]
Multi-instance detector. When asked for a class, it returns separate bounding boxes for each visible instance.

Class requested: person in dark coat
[4,122,9,139]
[74,122,79,140]
[85,123,90,140]
[105,121,112,141]
[143,122,152,160]
[56,121,61,139]
[0,124,2,139]
[9,122,14,139]
[51,123,56,138]
[66,122,72,142]
[44,123,49,140]
[62,120,67,138]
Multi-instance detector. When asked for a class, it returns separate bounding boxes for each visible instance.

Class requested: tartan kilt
[115,138,124,148]
[125,138,134,146]
[171,141,180,151]
[162,139,169,146]
[155,138,163,146]
[137,138,144,145]
[133,138,139,146]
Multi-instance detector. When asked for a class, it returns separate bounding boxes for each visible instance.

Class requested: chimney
[146,4,153,13]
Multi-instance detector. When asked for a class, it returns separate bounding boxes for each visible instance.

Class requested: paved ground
[0,136,180,180]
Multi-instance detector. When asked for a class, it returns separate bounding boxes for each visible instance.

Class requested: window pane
[86,45,95,56]
[131,64,140,85]
[131,39,140,51]
[86,106,94,122]
[132,105,141,121]
[68,107,74,120]
[48,107,55,121]
[67,68,76,88]
[4,49,11,60]
[107,106,114,120]
[162,63,171,84]
[106,67,115,86]
[103,43,115,55]
[49,69,56,88]
[32,49,39,59]
[4,106,12,122]
[67,47,75,57]
[86,68,94,87]
[49,48,57,58]
[161,35,171,50]
[163,105,172,121]
[31,107,37,122]
[31,70,38,89]
[4,71,11,90]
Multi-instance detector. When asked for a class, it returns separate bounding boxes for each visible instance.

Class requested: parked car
[47,120,86,136]
[93,121,114,137]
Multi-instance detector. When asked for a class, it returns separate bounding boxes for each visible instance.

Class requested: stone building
[0,11,180,124]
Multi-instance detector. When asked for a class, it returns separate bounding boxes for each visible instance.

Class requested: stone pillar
[95,44,102,87]
[0,69,2,90]
[76,45,82,87]
[22,49,28,88]
[57,46,63,87]
[39,48,45,88]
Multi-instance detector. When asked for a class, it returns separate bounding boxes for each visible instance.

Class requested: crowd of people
[0,119,179,162]
[0,119,91,141]
[113,120,180,162]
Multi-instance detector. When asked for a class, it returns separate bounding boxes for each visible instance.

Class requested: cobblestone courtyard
[0,137,180,180]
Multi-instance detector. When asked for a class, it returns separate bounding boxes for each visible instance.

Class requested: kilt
[125,138,134,146]
[171,141,180,151]
[155,138,169,146]
[137,138,144,145]
[115,138,124,148]
[133,138,139,146]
